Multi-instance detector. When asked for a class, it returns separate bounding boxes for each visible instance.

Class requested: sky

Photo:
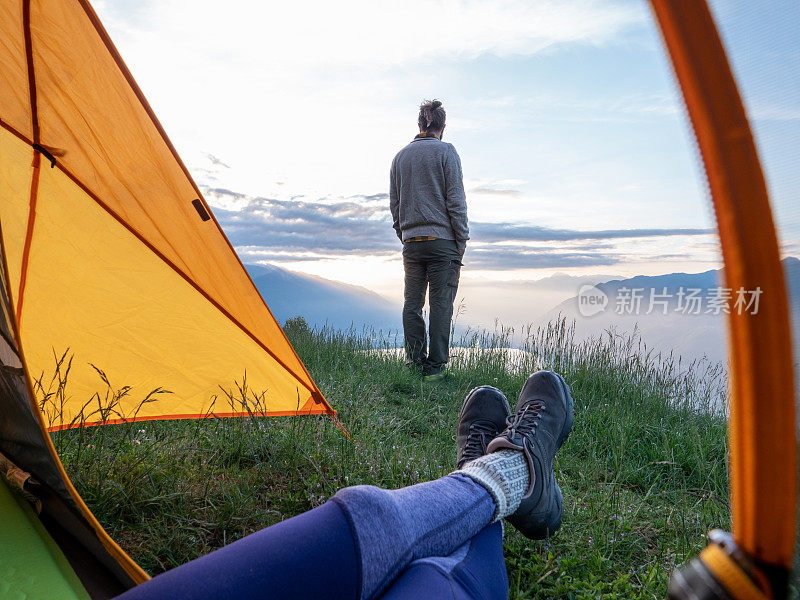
[93,0,799,328]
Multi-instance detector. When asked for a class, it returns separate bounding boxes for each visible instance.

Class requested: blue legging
[117,474,509,600]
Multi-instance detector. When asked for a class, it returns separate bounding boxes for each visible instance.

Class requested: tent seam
[17,0,41,330]
[16,152,40,327]
[46,408,331,432]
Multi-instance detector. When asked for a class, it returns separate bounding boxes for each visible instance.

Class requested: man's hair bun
[418,99,446,132]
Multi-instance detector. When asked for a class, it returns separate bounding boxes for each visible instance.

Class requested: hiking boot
[487,370,574,539]
[456,386,511,469]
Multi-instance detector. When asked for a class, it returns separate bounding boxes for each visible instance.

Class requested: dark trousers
[402,239,462,372]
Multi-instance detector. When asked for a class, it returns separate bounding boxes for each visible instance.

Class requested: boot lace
[504,400,546,439]
[463,420,498,461]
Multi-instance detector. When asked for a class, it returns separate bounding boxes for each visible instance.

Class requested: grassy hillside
[48,318,749,598]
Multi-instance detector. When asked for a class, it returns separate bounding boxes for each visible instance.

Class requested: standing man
[390,99,469,381]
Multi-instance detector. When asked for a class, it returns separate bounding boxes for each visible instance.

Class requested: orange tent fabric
[0,0,333,429]
[651,0,797,577]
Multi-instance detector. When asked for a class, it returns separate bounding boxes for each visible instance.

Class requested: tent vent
[191,199,211,221]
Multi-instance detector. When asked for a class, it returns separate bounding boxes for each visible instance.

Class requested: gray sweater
[389,136,469,251]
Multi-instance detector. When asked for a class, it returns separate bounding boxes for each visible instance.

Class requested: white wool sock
[454,450,529,522]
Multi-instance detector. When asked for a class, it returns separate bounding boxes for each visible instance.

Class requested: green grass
[44,317,786,598]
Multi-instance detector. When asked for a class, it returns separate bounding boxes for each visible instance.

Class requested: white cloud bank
[99,0,642,70]
[90,1,646,199]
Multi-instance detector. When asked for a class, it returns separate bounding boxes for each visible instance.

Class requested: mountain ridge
[540,257,800,363]
[246,263,401,332]
[245,258,799,363]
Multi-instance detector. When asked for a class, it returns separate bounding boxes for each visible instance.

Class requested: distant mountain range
[540,256,800,363]
[247,258,800,365]
[457,272,616,332]
[246,263,401,332]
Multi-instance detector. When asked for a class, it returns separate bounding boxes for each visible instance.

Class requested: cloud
[209,190,396,254]
[93,0,664,206]
[469,186,522,197]
[465,246,620,270]
[205,153,230,169]
[206,187,712,268]
[359,193,390,202]
[104,1,644,73]
[461,92,681,127]
[749,103,800,122]
[235,248,344,263]
[470,222,713,243]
